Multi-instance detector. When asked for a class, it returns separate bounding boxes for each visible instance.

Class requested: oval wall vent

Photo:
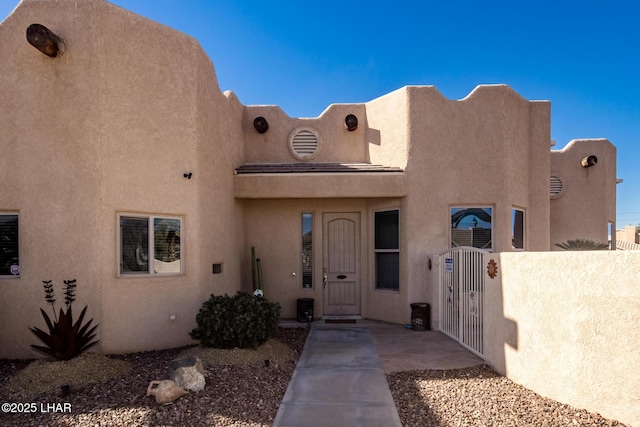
[550,175,564,198]
[289,128,319,160]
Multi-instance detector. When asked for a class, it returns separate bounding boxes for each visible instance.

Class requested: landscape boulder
[170,356,205,392]
[146,380,188,404]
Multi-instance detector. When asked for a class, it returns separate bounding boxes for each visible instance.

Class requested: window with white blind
[119,215,182,275]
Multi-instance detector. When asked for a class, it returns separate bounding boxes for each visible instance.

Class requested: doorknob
[323,274,328,289]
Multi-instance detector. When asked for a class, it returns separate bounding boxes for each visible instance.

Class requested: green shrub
[190,292,281,349]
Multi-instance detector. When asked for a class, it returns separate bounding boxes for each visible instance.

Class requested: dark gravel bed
[0,327,308,427]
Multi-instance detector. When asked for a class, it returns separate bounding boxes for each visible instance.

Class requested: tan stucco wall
[484,251,640,427]
[550,139,617,249]
[617,224,639,244]
[398,86,551,326]
[242,104,368,164]
[0,0,619,358]
[0,0,244,357]
[236,85,558,326]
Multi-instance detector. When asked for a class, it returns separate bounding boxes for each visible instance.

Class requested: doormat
[325,319,357,324]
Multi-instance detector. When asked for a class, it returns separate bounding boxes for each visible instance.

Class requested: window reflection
[451,207,492,250]
[302,213,312,288]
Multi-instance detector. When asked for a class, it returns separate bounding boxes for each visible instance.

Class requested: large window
[375,210,399,291]
[512,208,525,250]
[0,214,19,277]
[119,215,182,275]
[301,213,313,289]
[451,207,493,250]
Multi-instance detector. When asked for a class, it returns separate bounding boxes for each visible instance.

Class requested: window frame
[450,206,494,251]
[301,212,313,289]
[118,213,184,277]
[511,207,525,251]
[0,212,20,278]
[374,209,400,292]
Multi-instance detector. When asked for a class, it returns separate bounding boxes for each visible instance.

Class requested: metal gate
[439,247,486,358]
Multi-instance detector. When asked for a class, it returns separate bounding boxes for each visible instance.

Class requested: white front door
[322,213,360,315]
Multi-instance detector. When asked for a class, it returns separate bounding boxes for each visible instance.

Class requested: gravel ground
[0,327,308,427]
[1,327,628,427]
[387,365,627,427]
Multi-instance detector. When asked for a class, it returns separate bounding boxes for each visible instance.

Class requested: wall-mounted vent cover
[289,128,319,160]
[550,175,564,198]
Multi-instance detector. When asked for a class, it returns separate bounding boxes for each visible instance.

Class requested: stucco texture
[0,0,245,357]
[484,251,640,427]
[0,0,620,366]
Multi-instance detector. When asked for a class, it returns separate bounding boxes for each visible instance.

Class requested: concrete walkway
[274,319,484,427]
[273,326,402,427]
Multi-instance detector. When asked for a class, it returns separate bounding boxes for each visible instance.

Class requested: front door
[322,213,360,315]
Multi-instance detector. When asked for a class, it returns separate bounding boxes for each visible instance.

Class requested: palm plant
[555,239,609,251]
[29,279,99,360]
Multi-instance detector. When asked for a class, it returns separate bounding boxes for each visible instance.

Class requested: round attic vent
[550,175,565,198]
[289,128,319,160]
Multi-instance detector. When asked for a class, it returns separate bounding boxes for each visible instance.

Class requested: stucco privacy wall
[484,251,640,427]
[550,139,617,248]
[0,0,245,357]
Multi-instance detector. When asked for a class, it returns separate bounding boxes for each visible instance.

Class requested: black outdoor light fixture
[183,172,193,179]
[581,155,598,168]
[253,116,269,133]
[345,114,358,131]
[26,23,66,57]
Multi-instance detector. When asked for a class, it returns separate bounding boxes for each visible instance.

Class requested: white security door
[323,213,360,315]
[439,247,486,358]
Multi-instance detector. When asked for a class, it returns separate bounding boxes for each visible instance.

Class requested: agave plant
[29,279,99,360]
[555,239,609,251]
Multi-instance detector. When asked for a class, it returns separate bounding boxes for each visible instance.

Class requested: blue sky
[2,0,638,226]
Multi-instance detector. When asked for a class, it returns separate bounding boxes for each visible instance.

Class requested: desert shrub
[555,239,609,250]
[30,279,99,360]
[190,292,281,349]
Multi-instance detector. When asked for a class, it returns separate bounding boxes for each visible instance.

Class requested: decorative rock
[170,356,205,392]
[146,380,188,404]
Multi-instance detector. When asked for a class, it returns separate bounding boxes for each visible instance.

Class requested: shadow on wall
[485,251,640,427]
[483,255,518,376]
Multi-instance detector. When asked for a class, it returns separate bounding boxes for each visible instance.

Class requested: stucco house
[616,224,640,250]
[0,0,618,358]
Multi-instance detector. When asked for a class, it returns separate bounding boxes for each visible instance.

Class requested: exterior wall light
[581,155,598,168]
[26,23,66,57]
[253,116,269,133]
[345,114,358,131]
[183,173,193,179]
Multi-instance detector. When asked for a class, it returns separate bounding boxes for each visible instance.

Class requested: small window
[301,213,313,289]
[512,208,525,250]
[375,210,399,291]
[119,215,182,275]
[0,214,20,277]
[451,207,492,250]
